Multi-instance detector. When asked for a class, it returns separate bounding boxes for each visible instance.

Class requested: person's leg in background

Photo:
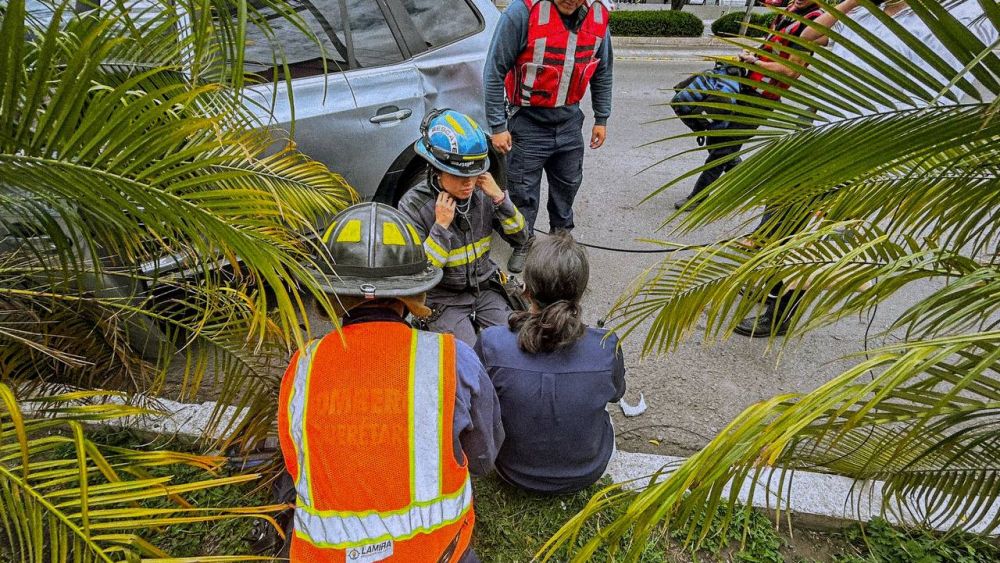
[675,121,744,211]
[543,111,586,233]
[506,112,552,273]
[733,198,819,337]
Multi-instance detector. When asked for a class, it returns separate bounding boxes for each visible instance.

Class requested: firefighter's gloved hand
[697,136,706,147]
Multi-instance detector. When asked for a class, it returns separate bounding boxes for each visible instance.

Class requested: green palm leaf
[544,0,1000,560]
[0,383,287,559]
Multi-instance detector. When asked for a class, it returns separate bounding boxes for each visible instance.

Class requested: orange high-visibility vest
[277,320,474,562]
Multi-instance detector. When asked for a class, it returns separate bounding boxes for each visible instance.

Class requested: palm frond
[566,0,1000,560]
[543,334,1000,560]
[0,383,285,559]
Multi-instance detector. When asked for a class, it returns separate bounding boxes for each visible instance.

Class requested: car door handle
[369,109,412,124]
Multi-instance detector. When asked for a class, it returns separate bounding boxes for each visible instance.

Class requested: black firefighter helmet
[308,203,441,298]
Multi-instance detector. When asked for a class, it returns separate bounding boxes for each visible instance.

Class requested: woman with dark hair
[474,232,626,494]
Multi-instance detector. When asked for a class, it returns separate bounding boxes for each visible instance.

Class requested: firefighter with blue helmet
[398,109,530,346]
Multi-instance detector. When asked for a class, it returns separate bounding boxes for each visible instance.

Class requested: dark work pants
[426,287,511,347]
[688,118,759,199]
[506,108,586,234]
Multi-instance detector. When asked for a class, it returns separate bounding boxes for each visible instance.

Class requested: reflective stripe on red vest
[748,7,823,100]
[282,324,473,561]
[504,0,609,108]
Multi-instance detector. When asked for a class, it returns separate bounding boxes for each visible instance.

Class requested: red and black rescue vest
[748,7,823,100]
[504,0,610,108]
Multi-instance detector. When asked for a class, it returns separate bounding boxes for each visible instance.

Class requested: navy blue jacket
[475,325,625,493]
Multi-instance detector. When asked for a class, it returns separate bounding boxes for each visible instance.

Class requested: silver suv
[243,0,501,202]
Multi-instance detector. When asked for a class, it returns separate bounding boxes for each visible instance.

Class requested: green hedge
[711,11,777,38]
[609,10,704,38]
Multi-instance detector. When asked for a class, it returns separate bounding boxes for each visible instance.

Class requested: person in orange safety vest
[278,202,504,562]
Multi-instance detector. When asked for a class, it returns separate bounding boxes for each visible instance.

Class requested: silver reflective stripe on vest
[521,36,547,107]
[412,331,442,503]
[537,0,551,25]
[594,35,602,54]
[289,340,321,506]
[294,477,473,549]
[592,1,603,24]
[289,331,471,550]
[556,31,579,106]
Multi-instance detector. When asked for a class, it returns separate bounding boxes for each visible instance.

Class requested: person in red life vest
[673,0,823,212]
[739,0,824,100]
[277,202,504,562]
[484,0,614,274]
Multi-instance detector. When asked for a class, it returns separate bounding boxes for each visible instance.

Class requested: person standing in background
[484,0,614,273]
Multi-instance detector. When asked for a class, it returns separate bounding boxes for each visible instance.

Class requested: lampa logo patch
[347,539,394,563]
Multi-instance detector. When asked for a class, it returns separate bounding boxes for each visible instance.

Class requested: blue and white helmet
[414,109,490,177]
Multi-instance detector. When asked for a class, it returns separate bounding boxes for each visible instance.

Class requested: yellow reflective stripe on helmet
[289,340,322,506]
[444,113,466,136]
[383,222,406,246]
[501,212,526,234]
[337,219,362,243]
[294,477,472,549]
[320,221,338,243]
[423,237,447,268]
[443,236,491,267]
[407,224,422,243]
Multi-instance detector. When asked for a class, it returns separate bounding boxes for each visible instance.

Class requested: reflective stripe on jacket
[397,178,528,293]
[504,0,610,108]
[277,322,474,561]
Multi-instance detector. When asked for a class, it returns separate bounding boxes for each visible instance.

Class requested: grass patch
[31,427,1000,560]
[50,427,271,557]
[833,518,1000,563]
[471,474,785,562]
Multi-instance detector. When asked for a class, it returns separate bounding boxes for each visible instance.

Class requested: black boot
[675,195,696,211]
[507,244,528,273]
[733,291,801,338]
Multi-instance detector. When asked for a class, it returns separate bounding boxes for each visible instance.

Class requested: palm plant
[0,382,289,560]
[1,0,353,557]
[542,0,1000,560]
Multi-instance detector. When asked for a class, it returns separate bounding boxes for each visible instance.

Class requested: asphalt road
[491,49,940,456]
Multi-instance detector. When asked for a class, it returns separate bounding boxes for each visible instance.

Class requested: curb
[65,393,1000,537]
[611,35,729,48]
[606,451,1000,535]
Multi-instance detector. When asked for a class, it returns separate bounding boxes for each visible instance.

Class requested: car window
[242,0,406,79]
[244,0,350,80]
[344,0,404,68]
[397,0,480,49]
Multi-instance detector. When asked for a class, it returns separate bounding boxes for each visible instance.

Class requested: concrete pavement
[488,56,946,457]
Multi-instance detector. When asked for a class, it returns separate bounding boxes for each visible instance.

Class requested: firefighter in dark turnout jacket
[398,109,529,346]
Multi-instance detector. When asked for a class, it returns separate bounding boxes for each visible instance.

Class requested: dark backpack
[671,62,746,132]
